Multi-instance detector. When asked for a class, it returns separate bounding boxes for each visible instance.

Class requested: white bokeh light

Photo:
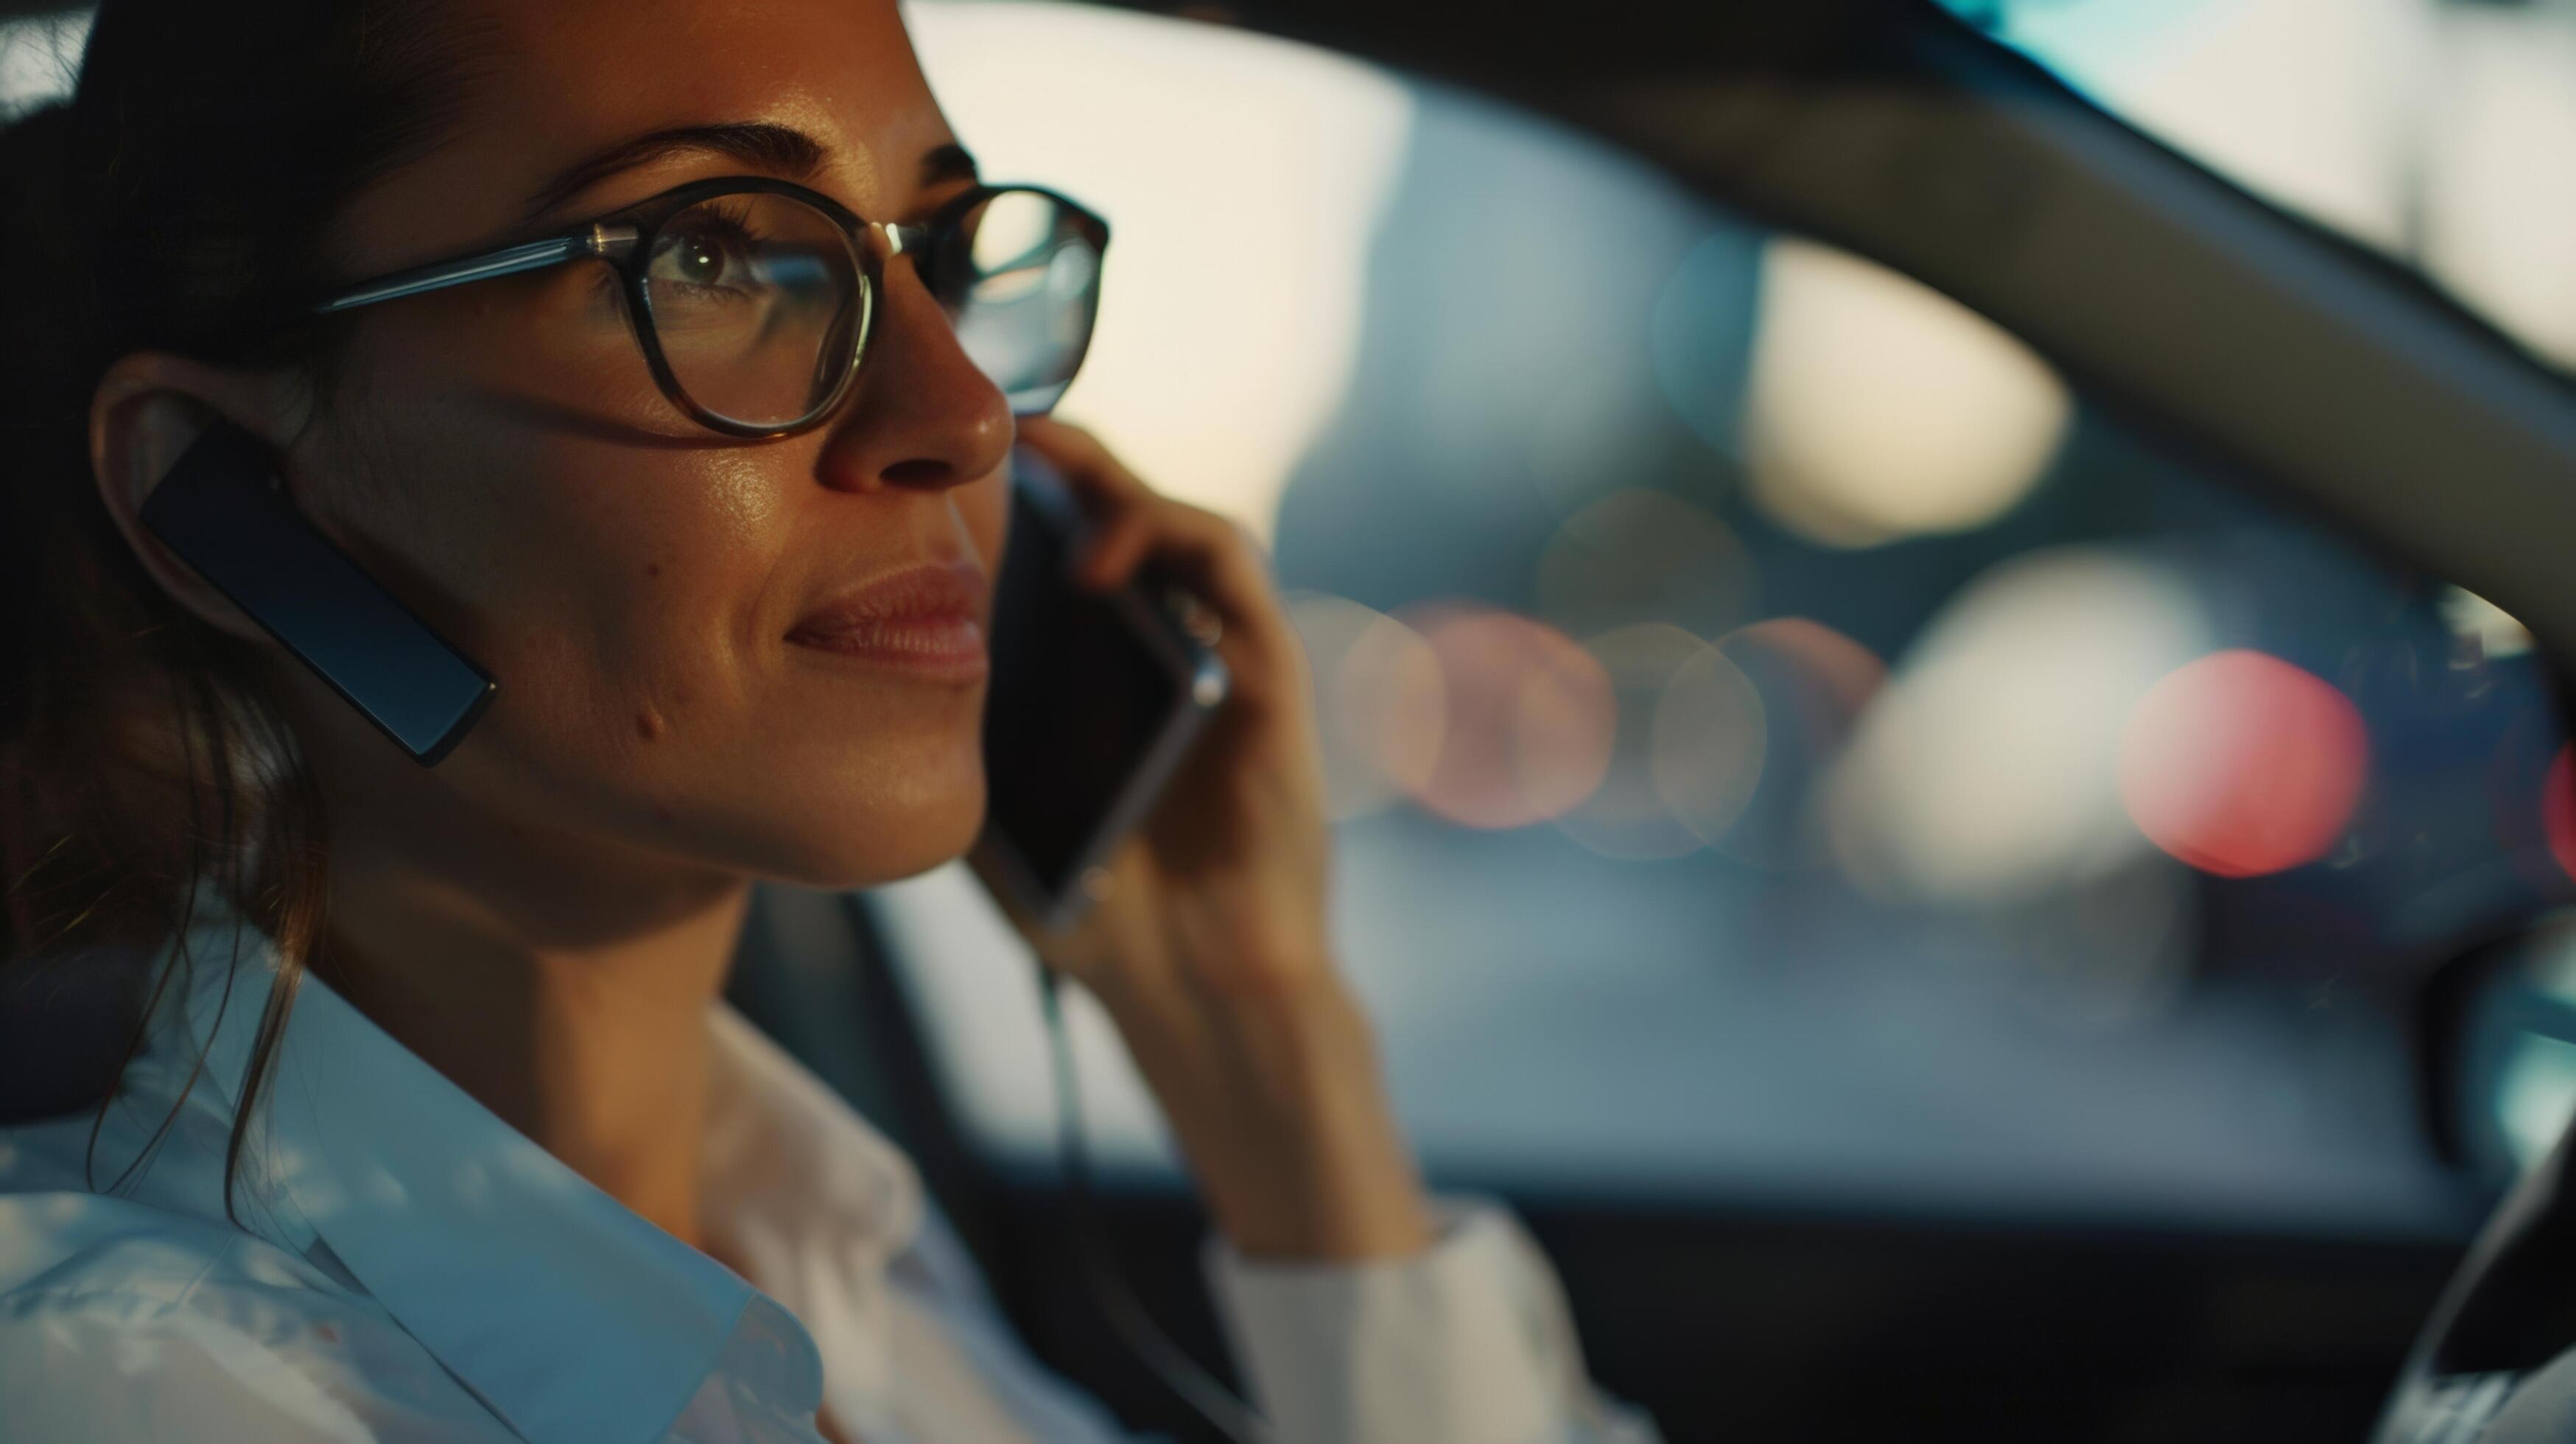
[1829,547,2214,908]
[1744,239,2071,549]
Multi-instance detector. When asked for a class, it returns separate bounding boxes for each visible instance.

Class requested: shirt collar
[130,902,915,1444]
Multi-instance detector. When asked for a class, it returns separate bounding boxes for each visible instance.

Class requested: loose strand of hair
[220,692,326,1231]
[88,650,236,1198]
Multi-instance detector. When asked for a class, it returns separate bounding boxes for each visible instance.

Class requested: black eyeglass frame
[312,175,1112,439]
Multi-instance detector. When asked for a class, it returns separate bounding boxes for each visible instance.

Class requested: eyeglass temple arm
[314,224,644,315]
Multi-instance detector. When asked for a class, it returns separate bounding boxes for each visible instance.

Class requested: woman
[0,1,1658,1440]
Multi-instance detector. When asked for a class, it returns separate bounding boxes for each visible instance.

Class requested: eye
[669,235,731,285]
[647,206,762,296]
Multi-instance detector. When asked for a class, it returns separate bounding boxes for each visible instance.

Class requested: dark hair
[0,0,489,1219]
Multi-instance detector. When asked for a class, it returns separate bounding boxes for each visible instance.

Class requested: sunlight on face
[291,0,1015,891]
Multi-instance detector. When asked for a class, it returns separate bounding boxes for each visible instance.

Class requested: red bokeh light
[1400,604,1614,830]
[2544,745,2576,883]
[2116,649,2368,879]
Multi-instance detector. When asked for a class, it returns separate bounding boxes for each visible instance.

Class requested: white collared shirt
[0,915,1661,1443]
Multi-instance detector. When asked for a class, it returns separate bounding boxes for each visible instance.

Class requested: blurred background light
[2441,585,2535,662]
[907,1,1413,542]
[2420,6,2576,370]
[1535,488,1755,640]
[1285,592,1447,821]
[2498,1031,2576,1174]
[1548,623,1763,860]
[2547,745,2576,884]
[1400,604,1614,830]
[1710,619,1887,870]
[1829,548,2213,906]
[1743,239,2071,549]
[1646,637,1770,852]
[1724,617,1887,723]
[2116,649,2370,879]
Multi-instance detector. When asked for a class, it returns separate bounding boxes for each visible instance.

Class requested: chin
[753,774,989,891]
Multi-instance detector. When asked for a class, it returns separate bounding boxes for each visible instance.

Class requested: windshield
[1948,0,2576,374]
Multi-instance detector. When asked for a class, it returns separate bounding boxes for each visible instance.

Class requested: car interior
[13,0,2576,1439]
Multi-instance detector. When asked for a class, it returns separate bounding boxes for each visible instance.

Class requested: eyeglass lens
[638,187,1102,431]
[942,189,1102,416]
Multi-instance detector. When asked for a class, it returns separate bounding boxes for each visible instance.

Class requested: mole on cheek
[636,705,667,742]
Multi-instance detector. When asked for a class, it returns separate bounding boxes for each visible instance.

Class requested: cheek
[482,458,785,754]
[323,402,782,773]
[313,386,994,885]
[448,458,765,672]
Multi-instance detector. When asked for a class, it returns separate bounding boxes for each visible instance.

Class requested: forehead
[337,0,954,264]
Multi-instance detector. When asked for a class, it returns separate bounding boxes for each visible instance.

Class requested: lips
[786,558,990,681]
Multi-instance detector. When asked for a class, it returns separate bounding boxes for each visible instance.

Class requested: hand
[978,416,1433,1261]
[985,416,1333,1006]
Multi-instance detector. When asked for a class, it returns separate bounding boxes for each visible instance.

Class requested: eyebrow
[519,121,981,225]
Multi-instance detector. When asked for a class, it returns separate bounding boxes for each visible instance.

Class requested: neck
[309,760,752,1252]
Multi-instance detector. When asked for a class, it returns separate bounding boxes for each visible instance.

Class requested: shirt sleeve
[1199,1194,1664,1444]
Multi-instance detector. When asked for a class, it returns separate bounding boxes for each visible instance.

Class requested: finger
[1017,416,1152,516]
[1159,536,1314,728]
[1067,505,1304,730]
[1016,415,1131,489]
[1074,504,1162,591]
[1045,458,1261,610]
[1095,501,1294,670]
[1017,421,1266,607]
[1017,418,1305,705]
[1014,418,1158,579]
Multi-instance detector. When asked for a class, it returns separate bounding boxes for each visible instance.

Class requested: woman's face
[288,0,1016,889]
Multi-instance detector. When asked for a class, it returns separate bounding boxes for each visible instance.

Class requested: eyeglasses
[313,175,1109,438]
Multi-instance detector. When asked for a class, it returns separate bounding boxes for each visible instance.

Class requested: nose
[813,239,1015,494]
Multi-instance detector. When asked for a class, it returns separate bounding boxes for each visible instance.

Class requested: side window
[885,4,2566,1230]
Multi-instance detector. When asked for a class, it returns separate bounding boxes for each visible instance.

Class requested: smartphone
[975,446,1232,931]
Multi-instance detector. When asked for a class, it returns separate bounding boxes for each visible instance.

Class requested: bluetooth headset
[140,421,496,765]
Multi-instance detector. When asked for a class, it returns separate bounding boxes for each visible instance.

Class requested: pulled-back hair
[0,0,487,1217]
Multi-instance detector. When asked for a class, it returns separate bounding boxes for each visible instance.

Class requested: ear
[88,351,312,646]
